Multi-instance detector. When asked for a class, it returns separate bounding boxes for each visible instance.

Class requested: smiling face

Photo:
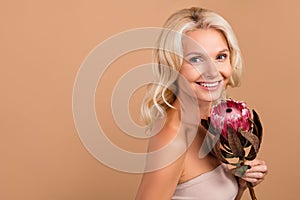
[178,28,232,103]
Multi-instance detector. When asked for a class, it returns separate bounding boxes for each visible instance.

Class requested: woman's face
[178,28,232,103]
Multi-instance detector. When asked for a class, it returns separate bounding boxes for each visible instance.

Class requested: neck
[173,93,212,123]
[198,100,212,119]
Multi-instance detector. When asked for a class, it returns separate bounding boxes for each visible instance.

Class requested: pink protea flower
[210,99,251,140]
[202,98,262,200]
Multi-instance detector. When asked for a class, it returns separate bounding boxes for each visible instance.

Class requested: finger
[247,164,268,174]
[244,159,266,167]
[244,159,268,173]
[244,172,265,179]
[241,171,265,187]
[241,177,264,186]
[241,177,258,183]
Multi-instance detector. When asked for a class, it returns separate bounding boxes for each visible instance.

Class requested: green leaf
[232,165,251,177]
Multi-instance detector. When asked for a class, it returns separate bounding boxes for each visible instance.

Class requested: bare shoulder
[146,105,199,165]
[147,108,188,154]
[136,109,189,200]
[144,108,190,171]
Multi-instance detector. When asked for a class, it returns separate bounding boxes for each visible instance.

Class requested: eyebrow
[218,49,230,53]
[184,52,204,57]
[184,48,229,57]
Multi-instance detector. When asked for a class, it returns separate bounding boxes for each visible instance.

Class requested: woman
[136,7,267,200]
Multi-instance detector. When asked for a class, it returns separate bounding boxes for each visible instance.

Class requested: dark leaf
[201,119,209,130]
[252,109,263,141]
[220,148,235,158]
[201,119,219,136]
[227,126,245,158]
[240,131,260,154]
[220,135,231,152]
[239,128,251,148]
[229,162,244,167]
[252,123,262,151]
[242,138,251,148]
[245,146,257,160]
[222,143,232,153]
[212,140,229,164]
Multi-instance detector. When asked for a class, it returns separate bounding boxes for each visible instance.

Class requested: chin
[196,91,223,103]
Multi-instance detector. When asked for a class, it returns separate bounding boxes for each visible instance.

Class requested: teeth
[197,81,220,88]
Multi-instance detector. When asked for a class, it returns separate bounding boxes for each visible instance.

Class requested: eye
[216,53,228,61]
[188,56,204,64]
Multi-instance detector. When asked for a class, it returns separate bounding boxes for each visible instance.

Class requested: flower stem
[247,182,257,200]
[240,158,258,200]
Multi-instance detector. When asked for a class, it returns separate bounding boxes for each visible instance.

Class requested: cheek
[179,65,199,81]
[220,64,232,81]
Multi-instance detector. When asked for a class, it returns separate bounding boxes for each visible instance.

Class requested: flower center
[226,108,232,113]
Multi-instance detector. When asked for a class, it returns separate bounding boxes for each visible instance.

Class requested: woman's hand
[236,159,268,189]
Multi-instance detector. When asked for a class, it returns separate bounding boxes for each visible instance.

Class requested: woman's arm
[136,154,186,200]
[135,125,187,200]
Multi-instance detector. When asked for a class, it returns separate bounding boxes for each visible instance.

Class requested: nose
[198,58,220,81]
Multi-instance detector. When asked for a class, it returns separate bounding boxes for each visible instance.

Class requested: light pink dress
[172,164,238,200]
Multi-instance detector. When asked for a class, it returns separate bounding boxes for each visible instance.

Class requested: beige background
[1,0,299,199]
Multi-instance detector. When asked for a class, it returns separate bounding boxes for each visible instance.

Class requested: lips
[195,80,222,89]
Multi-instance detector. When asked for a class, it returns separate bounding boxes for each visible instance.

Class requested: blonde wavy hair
[141,7,243,129]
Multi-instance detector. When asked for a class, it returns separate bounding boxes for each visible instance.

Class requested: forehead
[182,28,229,54]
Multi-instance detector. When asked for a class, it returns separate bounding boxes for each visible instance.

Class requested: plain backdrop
[1,0,299,199]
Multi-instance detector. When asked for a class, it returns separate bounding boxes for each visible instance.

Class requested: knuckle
[263,165,268,173]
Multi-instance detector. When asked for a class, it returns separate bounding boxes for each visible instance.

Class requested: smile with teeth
[196,80,222,88]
